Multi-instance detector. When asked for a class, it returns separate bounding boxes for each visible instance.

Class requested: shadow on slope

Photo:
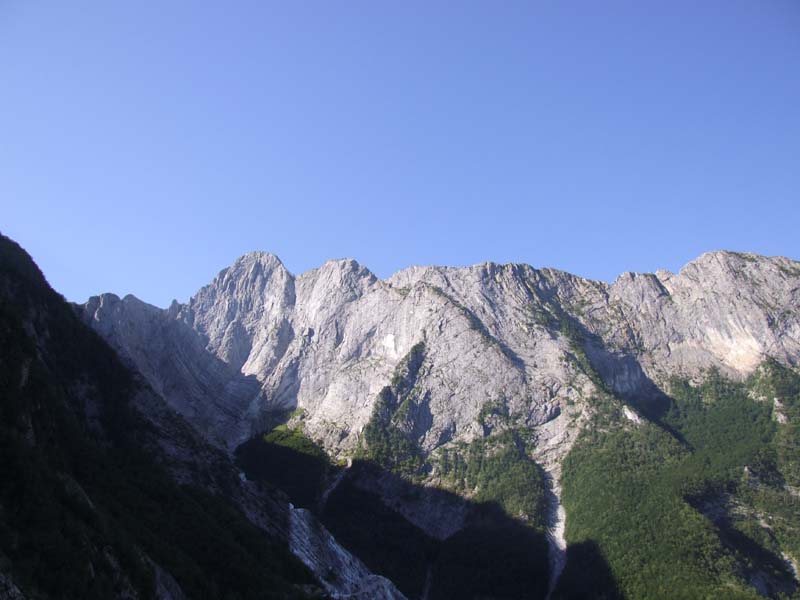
[556,310,690,447]
[552,541,623,600]
[688,493,798,599]
[559,365,800,600]
[81,291,276,448]
[237,432,620,600]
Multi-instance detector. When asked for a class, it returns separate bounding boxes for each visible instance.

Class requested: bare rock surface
[289,507,407,600]
[84,250,800,461]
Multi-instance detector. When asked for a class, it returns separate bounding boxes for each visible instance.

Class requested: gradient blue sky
[2,1,799,307]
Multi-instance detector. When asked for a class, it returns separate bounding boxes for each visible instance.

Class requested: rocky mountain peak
[203,251,290,297]
[300,257,377,289]
[178,251,295,370]
[235,249,285,265]
[83,292,162,330]
[676,250,798,283]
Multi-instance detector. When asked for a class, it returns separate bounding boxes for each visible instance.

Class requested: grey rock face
[82,251,800,464]
[604,252,800,380]
[180,252,296,374]
[82,293,263,447]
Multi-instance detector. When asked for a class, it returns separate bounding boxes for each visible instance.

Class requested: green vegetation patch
[477,399,511,434]
[664,371,777,494]
[355,343,427,479]
[436,430,547,528]
[355,386,424,478]
[557,365,800,600]
[749,360,800,487]
[559,425,750,599]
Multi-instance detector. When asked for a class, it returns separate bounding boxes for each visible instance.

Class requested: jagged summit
[677,249,799,276]
[235,249,285,264]
[227,247,800,289]
[104,249,798,314]
[83,292,162,324]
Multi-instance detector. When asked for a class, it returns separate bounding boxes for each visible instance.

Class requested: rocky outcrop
[82,293,262,447]
[289,507,407,600]
[597,251,800,382]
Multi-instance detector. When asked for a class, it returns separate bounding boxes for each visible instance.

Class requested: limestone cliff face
[82,250,800,470]
[603,251,800,378]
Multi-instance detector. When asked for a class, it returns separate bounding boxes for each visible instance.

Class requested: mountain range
[2,232,800,599]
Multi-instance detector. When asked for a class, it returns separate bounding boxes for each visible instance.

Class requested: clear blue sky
[2,1,799,307]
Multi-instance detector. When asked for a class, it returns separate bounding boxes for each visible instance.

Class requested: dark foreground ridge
[0,233,320,599]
